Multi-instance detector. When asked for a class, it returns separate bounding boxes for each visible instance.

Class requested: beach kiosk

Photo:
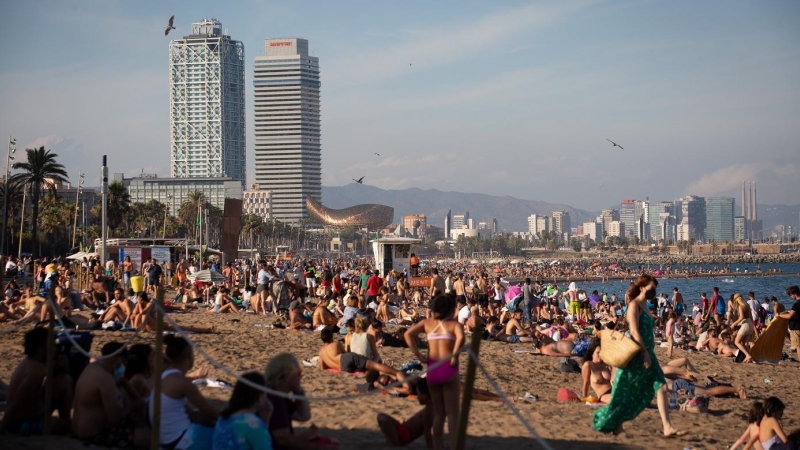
[371,237,420,277]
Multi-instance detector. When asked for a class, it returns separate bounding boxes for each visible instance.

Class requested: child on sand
[730,401,763,450]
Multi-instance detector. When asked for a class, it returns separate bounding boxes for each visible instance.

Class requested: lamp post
[17,183,26,257]
[71,173,84,248]
[101,156,108,266]
[2,136,16,255]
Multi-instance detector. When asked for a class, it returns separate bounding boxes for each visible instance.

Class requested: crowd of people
[1,250,799,449]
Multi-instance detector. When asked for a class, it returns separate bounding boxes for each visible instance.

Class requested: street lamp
[2,136,16,255]
[72,173,84,248]
[163,194,171,238]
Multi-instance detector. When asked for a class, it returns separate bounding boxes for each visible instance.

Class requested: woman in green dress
[593,274,685,438]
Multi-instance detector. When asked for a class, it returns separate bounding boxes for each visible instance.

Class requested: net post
[455,324,484,450]
[43,291,56,434]
[151,282,165,450]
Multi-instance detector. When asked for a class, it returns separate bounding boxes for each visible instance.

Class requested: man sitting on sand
[490,309,534,343]
[289,300,313,330]
[73,342,149,448]
[312,300,337,331]
[377,378,433,447]
[318,329,409,386]
[0,328,73,435]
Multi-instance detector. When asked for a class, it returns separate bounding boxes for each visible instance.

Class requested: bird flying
[374,152,380,156]
[606,139,624,150]
[165,15,176,36]
[353,176,365,184]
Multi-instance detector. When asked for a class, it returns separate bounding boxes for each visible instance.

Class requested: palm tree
[0,179,25,252]
[10,146,69,254]
[178,191,206,244]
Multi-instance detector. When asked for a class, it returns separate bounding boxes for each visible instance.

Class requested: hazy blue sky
[1,0,798,210]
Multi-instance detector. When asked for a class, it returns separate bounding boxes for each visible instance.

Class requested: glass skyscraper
[705,197,735,242]
[169,19,246,187]
[253,38,321,222]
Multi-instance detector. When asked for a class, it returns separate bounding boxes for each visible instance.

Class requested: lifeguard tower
[371,237,420,277]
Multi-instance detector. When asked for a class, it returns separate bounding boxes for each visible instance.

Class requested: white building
[169,19,245,186]
[527,214,539,235]
[608,221,625,238]
[583,221,601,243]
[243,184,273,222]
[677,221,692,242]
[114,173,242,214]
[253,38,321,222]
[453,212,469,230]
[536,216,550,236]
[451,228,492,241]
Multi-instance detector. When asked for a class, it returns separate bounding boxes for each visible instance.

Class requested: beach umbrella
[550,260,560,266]
[188,269,227,283]
[470,259,479,265]
[510,259,521,265]
[437,260,446,264]
[66,252,87,260]
[505,284,521,301]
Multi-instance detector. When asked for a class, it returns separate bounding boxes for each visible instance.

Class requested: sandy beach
[1,305,798,450]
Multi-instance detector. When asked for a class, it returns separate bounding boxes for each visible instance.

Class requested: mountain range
[321,184,799,234]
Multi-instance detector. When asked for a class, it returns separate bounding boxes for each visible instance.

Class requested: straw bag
[599,329,640,368]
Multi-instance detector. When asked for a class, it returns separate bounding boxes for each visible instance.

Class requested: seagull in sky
[374,152,380,156]
[606,139,624,150]
[353,176,365,184]
[165,15,176,36]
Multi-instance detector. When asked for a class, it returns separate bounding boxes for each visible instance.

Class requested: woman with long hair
[731,293,756,363]
[593,274,684,438]
[212,372,274,450]
[405,294,464,450]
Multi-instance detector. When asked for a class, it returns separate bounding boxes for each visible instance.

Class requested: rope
[466,347,556,450]
[45,295,146,360]
[156,301,468,402]
[0,301,44,335]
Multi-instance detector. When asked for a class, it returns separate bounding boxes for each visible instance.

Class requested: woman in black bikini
[581,338,613,403]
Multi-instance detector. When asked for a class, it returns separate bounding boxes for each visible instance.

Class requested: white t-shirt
[747,299,760,317]
[5,261,16,271]
[457,305,471,324]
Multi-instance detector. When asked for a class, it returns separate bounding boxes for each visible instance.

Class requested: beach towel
[751,317,789,364]
[325,368,366,376]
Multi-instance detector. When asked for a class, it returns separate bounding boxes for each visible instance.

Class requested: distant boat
[722,278,735,283]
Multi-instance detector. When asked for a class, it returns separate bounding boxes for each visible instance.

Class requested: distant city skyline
[0,1,798,210]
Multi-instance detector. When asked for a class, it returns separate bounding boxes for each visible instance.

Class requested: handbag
[599,329,641,368]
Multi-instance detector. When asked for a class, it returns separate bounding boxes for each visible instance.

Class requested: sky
[1,0,798,211]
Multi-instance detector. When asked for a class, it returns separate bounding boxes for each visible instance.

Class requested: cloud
[25,135,66,149]
[326,0,594,84]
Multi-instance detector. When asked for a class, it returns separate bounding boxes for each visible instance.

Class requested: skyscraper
[551,211,571,235]
[254,38,321,222]
[648,201,674,243]
[619,200,636,237]
[705,197,734,242]
[674,195,706,241]
[169,19,246,186]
